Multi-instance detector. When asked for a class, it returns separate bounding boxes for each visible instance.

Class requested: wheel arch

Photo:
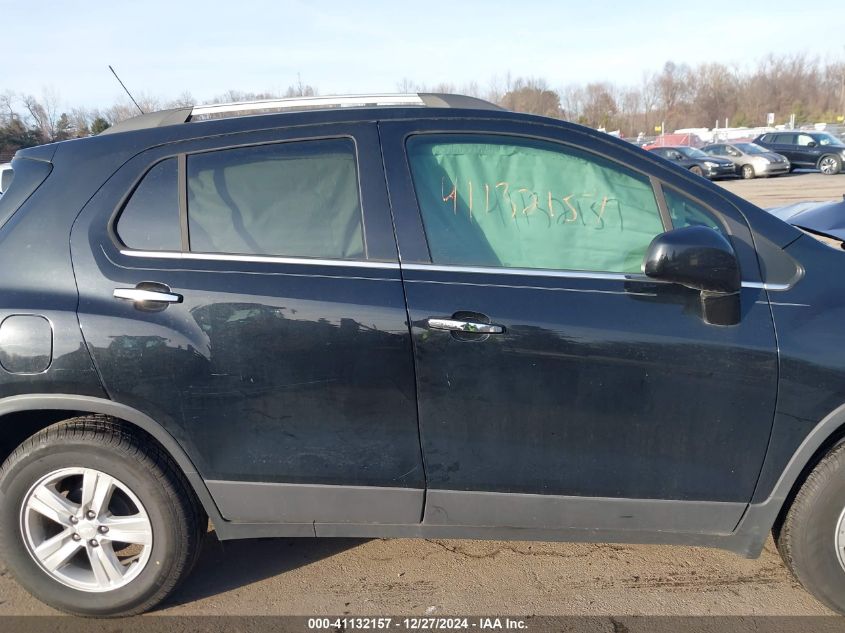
[736,402,845,557]
[771,404,845,533]
[0,394,224,528]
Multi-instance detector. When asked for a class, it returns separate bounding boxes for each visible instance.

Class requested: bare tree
[284,74,317,98]
[22,88,64,142]
[656,61,692,131]
[559,84,585,122]
[582,82,618,129]
[501,77,561,118]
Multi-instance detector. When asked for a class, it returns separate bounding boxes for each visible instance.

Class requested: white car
[0,163,12,197]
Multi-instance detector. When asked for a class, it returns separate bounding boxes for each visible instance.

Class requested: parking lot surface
[1,172,845,618]
[717,171,845,208]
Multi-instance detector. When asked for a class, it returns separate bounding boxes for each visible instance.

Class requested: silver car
[703,142,790,179]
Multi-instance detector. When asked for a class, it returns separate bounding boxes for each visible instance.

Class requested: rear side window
[115,158,180,251]
[186,139,364,260]
[406,134,665,274]
[0,159,52,231]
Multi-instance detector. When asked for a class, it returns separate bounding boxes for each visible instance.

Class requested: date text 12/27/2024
[307,617,528,630]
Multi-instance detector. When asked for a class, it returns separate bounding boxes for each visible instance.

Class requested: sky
[2,0,842,111]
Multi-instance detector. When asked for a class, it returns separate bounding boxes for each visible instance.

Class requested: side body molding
[0,393,227,533]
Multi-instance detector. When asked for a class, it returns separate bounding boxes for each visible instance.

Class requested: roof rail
[101,93,502,135]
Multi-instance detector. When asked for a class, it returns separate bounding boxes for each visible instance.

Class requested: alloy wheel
[19,467,153,592]
[819,156,840,175]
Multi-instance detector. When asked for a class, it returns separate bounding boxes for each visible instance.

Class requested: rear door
[71,123,424,527]
[381,118,778,534]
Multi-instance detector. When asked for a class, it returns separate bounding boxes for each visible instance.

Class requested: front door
[381,119,778,534]
[71,123,424,526]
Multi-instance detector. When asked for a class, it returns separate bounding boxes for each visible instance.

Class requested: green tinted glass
[407,135,665,273]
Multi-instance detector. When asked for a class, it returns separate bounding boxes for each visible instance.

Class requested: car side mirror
[642,226,741,325]
[807,141,817,148]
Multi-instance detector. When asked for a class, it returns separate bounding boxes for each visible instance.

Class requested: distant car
[702,142,790,179]
[755,131,845,175]
[0,163,12,197]
[647,146,736,179]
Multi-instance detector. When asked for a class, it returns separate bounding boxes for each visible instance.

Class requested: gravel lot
[2,171,845,621]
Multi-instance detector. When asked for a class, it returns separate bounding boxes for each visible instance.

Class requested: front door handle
[427,318,504,334]
[113,284,182,304]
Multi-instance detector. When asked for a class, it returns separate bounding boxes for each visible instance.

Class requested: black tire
[0,416,205,617]
[818,154,842,176]
[776,441,845,614]
[741,164,756,179]
[689,165,704,177]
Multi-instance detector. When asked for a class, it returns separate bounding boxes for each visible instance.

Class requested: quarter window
[0,168,12,193]
[406,135,665,274]
[115,158,180,251]
[187,139,364,260]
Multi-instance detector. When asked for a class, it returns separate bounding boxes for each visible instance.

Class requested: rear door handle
[427,318,504,334]
[113,284,182,304]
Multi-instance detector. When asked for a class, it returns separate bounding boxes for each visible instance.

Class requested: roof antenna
[108,65,144,115]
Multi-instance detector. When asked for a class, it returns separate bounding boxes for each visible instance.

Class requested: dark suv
[2,94,845,617]
[755,130,845,175]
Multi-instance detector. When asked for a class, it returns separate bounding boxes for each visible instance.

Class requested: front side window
[816,133,843,146]
[664,187,723,234]
[797,134,816,147]
[406,135,665,274]
[187,138,364,260]
[116,158,180,251]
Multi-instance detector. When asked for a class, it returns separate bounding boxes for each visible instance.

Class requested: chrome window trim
[118,249,400,270]
[742,281,791,291]
[117,250,791,290]
[403,263,791,290]
[402,262,637,282]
